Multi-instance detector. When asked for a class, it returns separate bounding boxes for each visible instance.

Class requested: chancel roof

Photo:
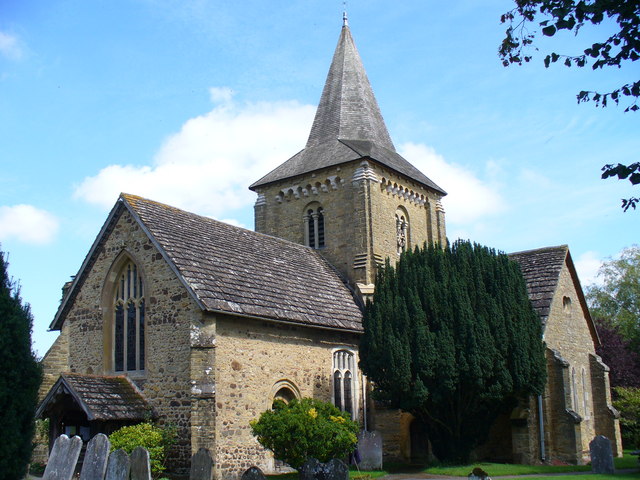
[36,373,151,422]
[509,246,569,328]
[51,194,363,332]
[509,245,598,344]
[250,24,445,194]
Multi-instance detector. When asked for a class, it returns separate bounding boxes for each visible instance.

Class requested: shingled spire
[306,21,395,150]
[250,20,445,194]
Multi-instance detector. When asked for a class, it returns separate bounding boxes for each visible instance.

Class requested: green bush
[613,387,640,448]
[109,422,175,477]
[250,398,359,469]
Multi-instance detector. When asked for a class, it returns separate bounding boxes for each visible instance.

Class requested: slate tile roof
[37,373,151,421]
[249,25,445,195]
[508,245,568,329]
[123,194,363,332]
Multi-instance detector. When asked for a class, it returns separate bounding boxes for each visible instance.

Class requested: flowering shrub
[109,423,175,477]
[250,398,359,469]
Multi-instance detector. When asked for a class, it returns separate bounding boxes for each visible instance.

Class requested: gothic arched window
[303,205,325,249]
[333,350,357,417]
[395,208,409,255]
[113,261,145,373]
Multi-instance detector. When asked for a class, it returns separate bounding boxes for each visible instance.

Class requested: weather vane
[342,1,349,26]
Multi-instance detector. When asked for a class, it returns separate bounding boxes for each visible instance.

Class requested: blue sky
[1,1,638,356]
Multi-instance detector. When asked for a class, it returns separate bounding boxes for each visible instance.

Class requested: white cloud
[0,205,60,245]
[74,93,316,218]
[574,250,603,288]
[0,32,23,60]
[398,142,505,224]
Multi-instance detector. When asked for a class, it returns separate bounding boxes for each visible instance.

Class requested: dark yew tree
[359,240,547,463]
[0,249,42,480]
[499,0,640,211]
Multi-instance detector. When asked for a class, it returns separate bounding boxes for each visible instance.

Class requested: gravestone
[190,448,214,480]
[590,435,615,474]
[80,433,110,480]
[106,449,131,480]
[241,466,266,480]
[356,430,382,470]
[299,458,348,480]
[43,434,83,480]
[130,446,152,480]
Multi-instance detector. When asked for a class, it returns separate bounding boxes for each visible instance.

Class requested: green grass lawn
[266,451,639,480]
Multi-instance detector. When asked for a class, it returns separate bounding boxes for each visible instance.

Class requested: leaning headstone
[105,449,131,480]
[590,435,615,474]
[356,430,383,470]
[130,446,152,480]
[190,448,214,480]
[299,458,321,480]
[80,433,111,480]
[43,434,83,480]
[323,458,348,480]
[241,466,266,480]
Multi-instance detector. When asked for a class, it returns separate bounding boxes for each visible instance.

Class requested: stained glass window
[113,260,145,373]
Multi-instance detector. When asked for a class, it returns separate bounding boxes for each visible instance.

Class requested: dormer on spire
[343,11,349,27]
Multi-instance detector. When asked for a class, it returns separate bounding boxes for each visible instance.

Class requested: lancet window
[396,209,409,255]
[304,205,325,249]
[113,261,145,373]
[333,350,357,417]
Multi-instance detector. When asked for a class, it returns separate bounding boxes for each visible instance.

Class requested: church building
[37,18,621,478]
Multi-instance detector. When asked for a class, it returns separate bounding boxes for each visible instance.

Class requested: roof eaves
[49,200,127,331]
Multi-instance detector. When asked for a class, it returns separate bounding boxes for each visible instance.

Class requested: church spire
[305,20,395,151]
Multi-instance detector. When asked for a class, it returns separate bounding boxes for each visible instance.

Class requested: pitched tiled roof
[37,373,151,421]
[249,25,445,195]
[120,195,363,331]
[508,245,568,329]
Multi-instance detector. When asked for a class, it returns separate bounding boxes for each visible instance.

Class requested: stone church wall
[253,159,446,289]
[52,208,202,468]
[212,313,361,480]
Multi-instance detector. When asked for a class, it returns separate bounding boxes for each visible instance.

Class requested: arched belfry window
[113,261,145,373]
[333,350,357,417]
[303,204,325,249]
[395,208,409,255]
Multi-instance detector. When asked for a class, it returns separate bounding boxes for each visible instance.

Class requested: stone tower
[250,18,446,296]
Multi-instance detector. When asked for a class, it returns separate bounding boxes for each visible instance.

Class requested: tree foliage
[586,245,640,349]
[593,318,640,388]
[109,422,176,477]
[612,387,640,448]
[359,240,547,463]
[499,0,640,210]
[250,398,358,469]
[0,249,42,480]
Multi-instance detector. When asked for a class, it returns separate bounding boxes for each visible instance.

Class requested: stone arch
[270,380,301,408]
[101,250,147,375]
[395,206,410,254]
[303,201,325,249]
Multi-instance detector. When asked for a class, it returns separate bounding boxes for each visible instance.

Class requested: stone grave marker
[241,466,266,480]
[79,433,110,480]
[106,449,131,480]
[43,434,83,480]
[300,458,321,480]
[190,447,214,480]
[590,435,615,474]
[130,446,152,480]
[300,458,348,480]
[356,430,382,470]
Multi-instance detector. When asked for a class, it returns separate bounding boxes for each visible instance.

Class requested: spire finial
[342,5,348,27]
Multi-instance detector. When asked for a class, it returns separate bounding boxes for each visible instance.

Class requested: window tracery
[113,261,145,373]
[303,205,325,249]
[333,350,356,417]
[395,208,409,255]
